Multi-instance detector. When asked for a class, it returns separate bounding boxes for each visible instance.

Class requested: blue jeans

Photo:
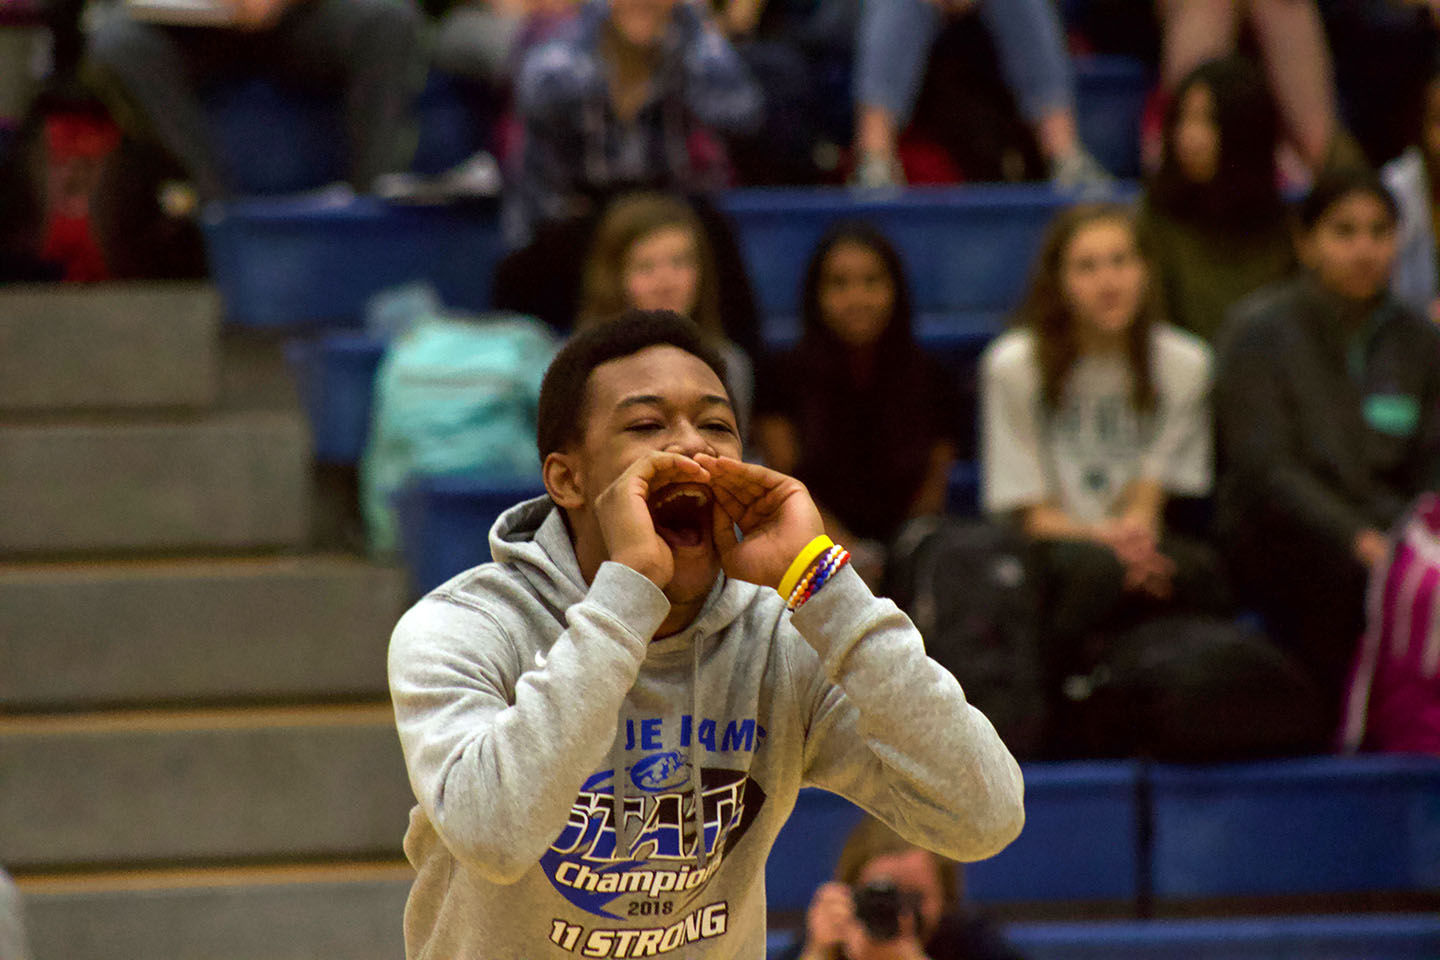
[856,0,1074,129]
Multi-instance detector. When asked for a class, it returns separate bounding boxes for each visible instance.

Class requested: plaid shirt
[507,0,761,246]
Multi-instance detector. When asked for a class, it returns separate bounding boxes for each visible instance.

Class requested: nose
[666,419,715,459]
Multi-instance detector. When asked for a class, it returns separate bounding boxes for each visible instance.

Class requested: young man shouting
[389,310,1023,958]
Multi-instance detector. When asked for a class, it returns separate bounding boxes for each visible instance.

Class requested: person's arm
[1403,327,1440,505]
[515,38,586,136]
[719,0,766,36]
[981,341,1103,538]
[670,0,763,135]
[389,565,669,883]
[1215,311,1374,555]
[699,456,1024,862]
[390,450,710,882]
[786,562,1024,862]
[910,441,957,518]
[1117,477,1165,533]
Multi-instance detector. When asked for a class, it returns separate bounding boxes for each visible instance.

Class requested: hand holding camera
[799,880,928,960]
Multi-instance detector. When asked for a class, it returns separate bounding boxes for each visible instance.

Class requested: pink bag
[1342,493,1440,754]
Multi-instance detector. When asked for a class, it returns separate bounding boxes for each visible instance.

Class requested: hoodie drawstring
[689,634,707,868]
[615,707,633,861]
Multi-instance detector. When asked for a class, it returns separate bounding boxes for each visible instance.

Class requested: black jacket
[1215,274,1440,556]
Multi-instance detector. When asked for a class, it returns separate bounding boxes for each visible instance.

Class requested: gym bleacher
[3,48,1440,960]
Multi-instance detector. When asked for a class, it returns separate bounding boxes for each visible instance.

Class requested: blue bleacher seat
[1150,754,1440,899]
[1073,55,1149,180]
[203,194,502,328]
[393,473,545,593]
[230,186,1086,465]
[765,763,1142,919]
[719,185,1075,346]
[1007,915,1440,960]
[765,788,869,916]
[285,332,386,464]
[968,761,1141,904]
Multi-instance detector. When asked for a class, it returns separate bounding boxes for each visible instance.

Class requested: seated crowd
[2,5,1440,957]
[0,0,1436,761]
[6,0,1439,277]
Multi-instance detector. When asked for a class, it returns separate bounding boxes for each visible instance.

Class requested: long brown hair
[833,817,959,907]
[579,192,725,345]
[1018,203,1161,414]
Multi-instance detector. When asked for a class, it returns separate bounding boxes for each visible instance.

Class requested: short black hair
[1298,167,1399,232]
[536,309,731,458]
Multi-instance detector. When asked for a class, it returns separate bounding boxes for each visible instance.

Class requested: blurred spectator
[85,0,423,203]
[433,0,577,90]
[1383,65,1440,322]
[754,222,960,583]
[1153,0,1361,176]
[0,867,30,960]
[579,191,755,432]
[718,0,856,184]
[852,0,1110,191]
[1320,0,1439,168]
[0,90,127,281]
[773,816,1023,960]
[507,0,761,246]
[1215,169,1440,723]
[981,204,1223,737]
[1137,56,1294,343]
[492,189,762,355]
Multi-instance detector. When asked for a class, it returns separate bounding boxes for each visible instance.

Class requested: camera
[851,880,923,942]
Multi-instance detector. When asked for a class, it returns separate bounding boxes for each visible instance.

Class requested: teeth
[654,486,710,510]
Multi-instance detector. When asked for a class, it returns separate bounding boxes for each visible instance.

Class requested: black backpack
[885,517,1048,758]
[1068,614,1328,762]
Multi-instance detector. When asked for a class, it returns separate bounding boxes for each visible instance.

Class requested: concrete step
[17,862,409,960]
[0,704,414,870]
[0,555,406,709]
[0,283,219,412]
[0,410,312,555]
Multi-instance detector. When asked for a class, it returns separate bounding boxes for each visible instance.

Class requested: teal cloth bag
[361,311,558,557]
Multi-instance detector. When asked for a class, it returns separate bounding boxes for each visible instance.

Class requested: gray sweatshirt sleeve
[389,562,670,884]
[787,565,1025,863]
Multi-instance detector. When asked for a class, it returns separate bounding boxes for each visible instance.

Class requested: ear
[543,451,586,511]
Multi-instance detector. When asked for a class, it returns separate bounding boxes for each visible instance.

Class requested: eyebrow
[613,393,734,412]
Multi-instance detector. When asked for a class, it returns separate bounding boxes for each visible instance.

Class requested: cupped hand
[694,454,824,590]
[594,450,711,588]
[800,882,853,959]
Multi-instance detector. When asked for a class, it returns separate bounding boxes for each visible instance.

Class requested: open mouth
[647,483,713,551]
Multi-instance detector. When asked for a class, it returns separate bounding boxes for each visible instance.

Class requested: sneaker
[1050,147,1115,199]
[374,151,503,204]
[850,150,905,190]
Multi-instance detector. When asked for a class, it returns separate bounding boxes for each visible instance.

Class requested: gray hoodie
[389,496,1024,959]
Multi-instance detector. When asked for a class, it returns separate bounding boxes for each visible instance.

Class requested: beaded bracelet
[786,545,851,612]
